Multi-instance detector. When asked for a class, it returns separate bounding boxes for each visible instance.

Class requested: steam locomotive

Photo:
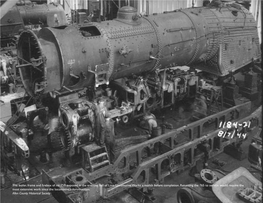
[1,2,261,203]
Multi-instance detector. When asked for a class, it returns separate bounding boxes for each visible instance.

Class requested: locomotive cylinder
[17,2,67,27]
[17,5,260,96]
[1,2,67,42]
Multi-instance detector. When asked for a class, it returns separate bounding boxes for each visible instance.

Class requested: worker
[203,144,209,169]
[142,111,159,138]
[94,98,108,146]
[188,71,198,98]
[105,118,116,162]
[0,57,8,84]
[192,95,207,119]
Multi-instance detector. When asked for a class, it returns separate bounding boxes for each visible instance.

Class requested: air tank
[1,1,67,47]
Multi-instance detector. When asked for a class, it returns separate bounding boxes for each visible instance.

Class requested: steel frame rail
[42,102,261,202]
[104,102,261,197]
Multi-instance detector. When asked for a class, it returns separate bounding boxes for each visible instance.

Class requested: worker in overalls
[142,112,159,138]
[141,111,160,154]
[94,98,108,146]
[105,118,115,162]
[192,95,207,119]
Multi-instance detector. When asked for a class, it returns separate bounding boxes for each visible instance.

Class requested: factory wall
[250,0,261,44]
[136,0,204,15]
[45,0,261,45]
[48,0,203,16]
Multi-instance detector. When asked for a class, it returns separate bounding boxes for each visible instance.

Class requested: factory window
[225,43,228,50]
[79,26,101,37]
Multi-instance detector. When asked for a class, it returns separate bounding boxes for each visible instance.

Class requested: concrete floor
[1,95,261,203]
[110,130,262,203]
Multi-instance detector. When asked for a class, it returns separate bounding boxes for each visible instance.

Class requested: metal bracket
[92,63,110,87]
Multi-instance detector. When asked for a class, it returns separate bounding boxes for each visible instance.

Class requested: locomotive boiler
[1,3,262,202]
[18,4,260,96]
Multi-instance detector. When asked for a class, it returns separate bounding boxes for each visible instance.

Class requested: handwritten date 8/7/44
[218,130,247,139]
[217,121,251,139]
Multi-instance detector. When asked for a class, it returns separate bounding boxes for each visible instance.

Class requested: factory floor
[1,127,261,203]
[1,95,262,203]
[111,129,262,203]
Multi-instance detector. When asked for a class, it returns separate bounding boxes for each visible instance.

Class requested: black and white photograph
[0,0,262,203]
